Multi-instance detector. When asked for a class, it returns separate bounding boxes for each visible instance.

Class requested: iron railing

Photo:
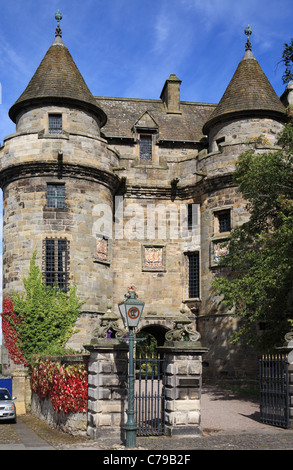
[259,354,289,428]
[134,356,166,436]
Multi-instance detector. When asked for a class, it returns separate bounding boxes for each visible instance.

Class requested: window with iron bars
[43,238,69,291]
[47,184,65,209]
[216,210,231,233]
[139,134,152,161]
[48,114,62,134]
[187,252,200,299]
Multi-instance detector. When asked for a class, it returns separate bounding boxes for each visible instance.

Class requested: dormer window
[133,112,158,163]
[49,114,62,134]
[140,134,152,161]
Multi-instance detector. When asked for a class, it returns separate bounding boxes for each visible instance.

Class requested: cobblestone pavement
[1,415,293,451]
[0,386,293,451]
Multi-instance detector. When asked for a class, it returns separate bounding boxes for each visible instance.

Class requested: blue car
[0,388,17,423]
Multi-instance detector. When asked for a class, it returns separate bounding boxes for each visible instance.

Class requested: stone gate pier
[85,315,208,442]
[158,316,209,437]
[158,341,209,436]
[85,339,129,441]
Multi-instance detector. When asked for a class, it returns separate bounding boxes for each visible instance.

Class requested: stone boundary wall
[31,392,87,436]
[30,354,88,436]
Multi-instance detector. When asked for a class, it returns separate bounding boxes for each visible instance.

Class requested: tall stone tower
[0,13,119,373]
[0,19,288,381]
[197,27,287,378]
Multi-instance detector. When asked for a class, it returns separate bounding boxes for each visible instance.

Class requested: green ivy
[12,251,84,363]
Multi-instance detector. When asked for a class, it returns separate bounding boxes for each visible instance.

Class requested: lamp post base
[124,421,138,448]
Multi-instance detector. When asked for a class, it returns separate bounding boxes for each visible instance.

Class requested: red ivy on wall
[31,359,88,414]
[1,298,28,366]
[2,298,88,415]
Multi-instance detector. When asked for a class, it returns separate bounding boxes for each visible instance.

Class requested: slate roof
[203,49,287,134]
[9,31,286,143]
[9,36,107,126]
[95,96,215,143]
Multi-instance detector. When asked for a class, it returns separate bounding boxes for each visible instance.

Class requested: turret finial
[55,10,63,37]
[244,25,252,51]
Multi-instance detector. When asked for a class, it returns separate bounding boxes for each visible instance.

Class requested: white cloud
[153,15,171,55]
[0,34,31,82]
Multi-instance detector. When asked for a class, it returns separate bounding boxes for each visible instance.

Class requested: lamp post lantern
[118,286,145,448]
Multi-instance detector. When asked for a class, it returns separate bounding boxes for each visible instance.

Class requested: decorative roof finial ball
[55,9,63,22]
[55,10,63,37]
[244,25,252,51]
[244,25,252,37]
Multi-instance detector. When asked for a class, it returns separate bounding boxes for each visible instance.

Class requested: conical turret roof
[203,42,286,134]
[9,35,106,126]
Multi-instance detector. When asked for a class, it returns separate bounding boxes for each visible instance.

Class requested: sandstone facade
[1,27,290,381]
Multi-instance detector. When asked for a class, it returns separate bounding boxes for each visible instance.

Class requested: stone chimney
[160,74,182,114]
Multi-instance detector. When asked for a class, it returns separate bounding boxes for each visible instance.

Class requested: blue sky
[1,0,293,141]
[0,0,293,344]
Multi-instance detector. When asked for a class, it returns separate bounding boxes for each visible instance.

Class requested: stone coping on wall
[157,341,209,355]
[31,354,89,364]
[84,339,129,353]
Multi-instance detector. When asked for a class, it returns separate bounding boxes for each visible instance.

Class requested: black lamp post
[118,287,145,448]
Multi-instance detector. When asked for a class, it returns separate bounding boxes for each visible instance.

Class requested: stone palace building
[1,18,291,380]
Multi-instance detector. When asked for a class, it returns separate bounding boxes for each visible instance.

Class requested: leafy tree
[11,251,84,363]
[136,331,157,357]
[282,39,293,84]
[213,122,293,351]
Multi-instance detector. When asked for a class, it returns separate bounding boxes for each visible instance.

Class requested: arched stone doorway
[136,324,168,357]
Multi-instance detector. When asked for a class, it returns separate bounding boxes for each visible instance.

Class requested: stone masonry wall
[86,342,128,441]
[162,344,206,436]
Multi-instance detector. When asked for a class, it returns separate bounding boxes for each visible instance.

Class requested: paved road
[0,418,54,450]
[1,386,293,451]
[200,385,270,431]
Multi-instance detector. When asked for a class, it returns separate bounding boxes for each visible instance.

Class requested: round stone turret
[9,35,106,131]
[0,16,119,374]
[198,28,288,380]
[203,28,287,151]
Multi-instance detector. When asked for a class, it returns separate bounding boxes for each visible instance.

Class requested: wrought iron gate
[259,354,289,428]
[135,356,166,436]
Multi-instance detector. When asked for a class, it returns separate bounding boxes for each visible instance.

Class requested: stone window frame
[42,236,70,292]
[215,209,231,233]
[141,244,166,272]
[212,205,233,236]
[37,109,69,140]
[187,203,200,230]
[210,205,232,267]
[139,133,153,161]
[183,251,200,301]
[132,111,159,165]
[135,130,160,165]
[48,113,63,135]
[46,182,66,209]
